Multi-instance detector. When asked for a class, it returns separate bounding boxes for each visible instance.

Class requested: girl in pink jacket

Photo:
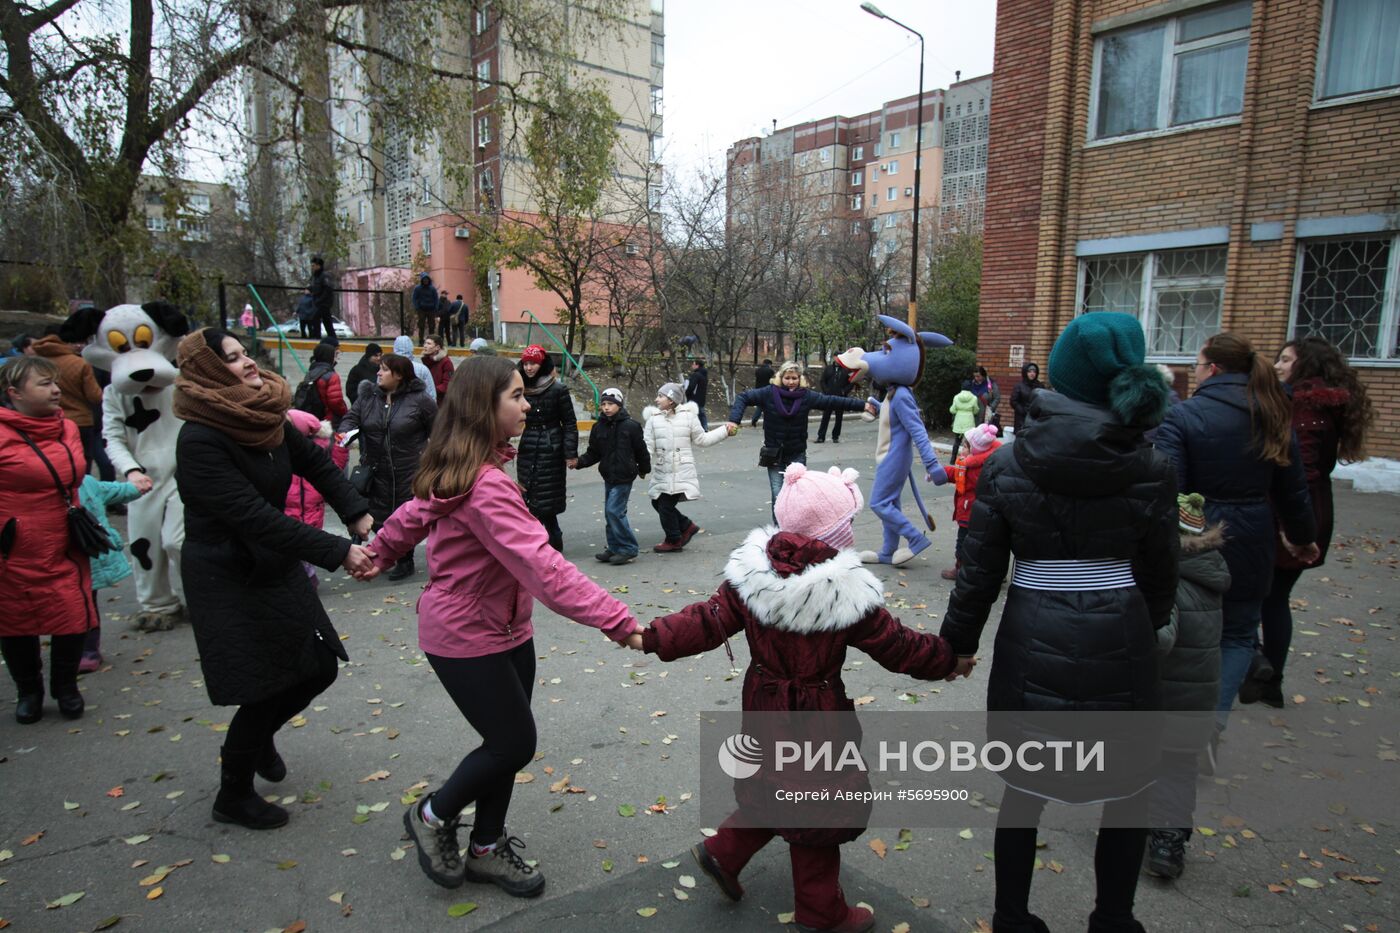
[284,409,333,588]
[361,355,642,898]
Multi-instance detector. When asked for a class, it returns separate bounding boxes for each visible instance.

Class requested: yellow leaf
[869,839,887,859]
[146,886,163,900]
[636,906,657,917]
[514,772,535,784]
[358,770,391,783]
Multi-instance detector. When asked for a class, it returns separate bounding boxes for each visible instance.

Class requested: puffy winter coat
[1155,526,1229,753]
[0,406,95,636]
[424,353,454,398]
[411,277,438,313]
[940,390,1178,799]
[391,336,438,402]
[176,421,369,706]
[1276,378,1348,569]
[643,529,955,846]
[31,335,102,427]
[340,379,437,525]
[315,370,348,426]
[642,402,727,499]
[284,416,335,530]
[727,386,865,469]
[517,364,578,517]
[80,475,141,590]
[949,389,979,435]
[952,442,1001,527]
[1153,372,1314,604]
[577,408,649,485]
[346,353,380,405]
[368,445,637,658]
[684,365,708,407]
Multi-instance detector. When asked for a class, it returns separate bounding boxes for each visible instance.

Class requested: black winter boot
[213,746,289,829]
[49,632,85,719]
[256,738,288,783]
[15,687,44,724]
[2,637,44,724]
[1145,829,1188,880]
[992,913,1051,933]
[387,556,415,581]
[1086,911,1146,933]
[1259,674,1284,709]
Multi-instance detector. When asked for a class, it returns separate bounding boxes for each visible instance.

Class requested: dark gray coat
[518,365,578,517]
[177,421,369,706]
[340,379,436,525]
[1156,526,1229,753]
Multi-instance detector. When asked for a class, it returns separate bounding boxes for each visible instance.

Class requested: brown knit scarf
[172,330,291,449]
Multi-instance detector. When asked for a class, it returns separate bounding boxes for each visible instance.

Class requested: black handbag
[349,462,376,495]
[758,445,781,468]
[9,426,116,557]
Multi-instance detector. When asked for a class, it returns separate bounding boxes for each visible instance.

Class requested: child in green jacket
[77,475,145,671]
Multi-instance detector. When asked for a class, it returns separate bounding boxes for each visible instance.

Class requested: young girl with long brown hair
[1154,332,1317,747]
[359,355,642,897]
[1253,336,1374,705]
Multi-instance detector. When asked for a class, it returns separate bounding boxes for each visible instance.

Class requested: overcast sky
[660,0,997,178]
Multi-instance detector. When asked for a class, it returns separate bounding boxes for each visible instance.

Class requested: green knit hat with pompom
[1048,312,1170,426]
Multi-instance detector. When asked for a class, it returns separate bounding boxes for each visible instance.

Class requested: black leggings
[1,633,86,695]
[994,787,1148,925]
[428,640,537,844]
[651,493,691,543]
[224,647,338,754]
[1259,565,1304,676]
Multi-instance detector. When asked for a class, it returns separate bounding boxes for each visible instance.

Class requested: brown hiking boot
[653,540,684,553]
[463,834,545,898]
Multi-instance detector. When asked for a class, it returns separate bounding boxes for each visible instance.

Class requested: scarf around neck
[771,384,805,417]
[173,331,291,449]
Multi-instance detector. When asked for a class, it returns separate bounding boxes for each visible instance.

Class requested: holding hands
[624,630,645,651]
[127,470,155,494]
[348,513,374,538]
[342,543,378,578]
[926,465,948,485]
[724,422,739,437]
[945,656,977,682]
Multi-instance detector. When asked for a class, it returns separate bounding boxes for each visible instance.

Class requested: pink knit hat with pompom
[965,422,999,454]
[774,463,864,549]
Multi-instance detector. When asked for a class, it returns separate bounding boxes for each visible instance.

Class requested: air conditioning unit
[454,227,471,239]
[624,242,640,256]
[904,187,913,196]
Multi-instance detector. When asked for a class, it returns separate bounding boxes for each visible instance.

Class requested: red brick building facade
[980,0,1400,456]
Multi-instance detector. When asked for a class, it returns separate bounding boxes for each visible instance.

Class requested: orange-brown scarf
[172,330,290,449]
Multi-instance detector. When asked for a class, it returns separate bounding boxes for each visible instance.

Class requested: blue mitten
[926,465,948,486]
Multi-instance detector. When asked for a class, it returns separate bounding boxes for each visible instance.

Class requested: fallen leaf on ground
[447,903,478,917]
[514,772,535,784]
[21,832,43,846]
[146,886,163,900]
[45,891,85,909]
[358,770,391,783]
[636,907,657,917]
[869,839,887,859]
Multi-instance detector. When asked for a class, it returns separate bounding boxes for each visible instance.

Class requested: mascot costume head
[836,315,953,566]
[79,302,190,631]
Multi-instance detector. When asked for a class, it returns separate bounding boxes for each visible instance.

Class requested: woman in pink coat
[284,409,334,588]
[1,357,96,724]
[360,356,642,898]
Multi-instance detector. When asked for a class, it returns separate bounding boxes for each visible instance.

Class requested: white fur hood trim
[724,527,884,634]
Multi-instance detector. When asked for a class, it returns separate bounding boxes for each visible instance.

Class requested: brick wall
[979,0,1400,457]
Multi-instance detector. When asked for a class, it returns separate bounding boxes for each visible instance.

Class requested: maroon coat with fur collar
[1276,378,1349,570]
[642,528,955,844]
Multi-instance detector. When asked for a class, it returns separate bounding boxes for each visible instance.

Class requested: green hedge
[913,345,978,431]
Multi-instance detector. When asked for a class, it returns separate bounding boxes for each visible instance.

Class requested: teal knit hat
[1048,312,1170,425]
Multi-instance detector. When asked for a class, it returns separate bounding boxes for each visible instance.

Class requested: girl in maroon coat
[632,464,972,933]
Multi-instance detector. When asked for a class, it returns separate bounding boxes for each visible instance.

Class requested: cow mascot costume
[81,302,189,631]
[836,315,953,566]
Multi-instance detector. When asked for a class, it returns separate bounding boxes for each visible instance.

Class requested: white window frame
[889,131,901,148]
[1314,0,1400,105]
[475,60,491,88]
[886,186,897,201]
[358,200,366,225]
[870,166,879,182]
[887,159,899,174]
[883,214,896,229]
[1287,233,1400,363]
[475,3,489,34]
[421,228,432,256]
[850,194,863,210]
[421,177,432,204]
[1087,1,1250,144]
[477,115,491,146]
[650,86,663,115]
[1075,246,1229,360]
[850,170,863,186]
[819,148,830,162]
[851,145,864,161]
[652,38,664,66]
[873,142,882,157]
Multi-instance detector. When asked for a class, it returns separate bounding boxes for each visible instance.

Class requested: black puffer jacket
[340,378,437,525]
[1153,372,1314,604]
[940,391,1178,801]
[727,386,865,469]
[576,408,649,485]
[1009,362,1046,434]
[176,421,369,706]
[942,390,1179,708]
[518,358,578,516]
[1156,526,1229,753]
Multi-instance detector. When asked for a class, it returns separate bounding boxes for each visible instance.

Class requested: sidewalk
[1,417,1395,932]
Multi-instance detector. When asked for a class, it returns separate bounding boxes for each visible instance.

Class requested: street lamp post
[860,1,924,331]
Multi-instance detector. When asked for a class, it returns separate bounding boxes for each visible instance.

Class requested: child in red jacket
[284,409,333,588]
[941,423,1001,581]
[630,464,974,933]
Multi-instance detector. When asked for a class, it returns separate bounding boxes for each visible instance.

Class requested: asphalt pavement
[1,416,1396,933]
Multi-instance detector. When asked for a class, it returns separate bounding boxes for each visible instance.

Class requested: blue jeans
[1216,597,1261,725]
[767,455,806,521]
[604,483,638,557]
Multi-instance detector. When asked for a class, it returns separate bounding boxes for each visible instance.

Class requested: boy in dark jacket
[574,387,650,566]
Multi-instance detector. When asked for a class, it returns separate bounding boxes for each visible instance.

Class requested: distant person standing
[684,358,710,430]
[1009,362,1046,436]
[308,256,336,341]
[436,289,453,346]
[422,336,455,399]
[814,353,853,444]
[453,295,471,346]
[346,343,382,406]
[411,273,438,344]
[750,359,774,427]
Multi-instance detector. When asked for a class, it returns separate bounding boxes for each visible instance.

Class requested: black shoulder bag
[10,427,116,557]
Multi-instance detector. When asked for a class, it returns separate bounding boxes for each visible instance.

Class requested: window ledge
[1085,116,1241,149]
[1350,358,1400,369]
[1311,86,1400,111]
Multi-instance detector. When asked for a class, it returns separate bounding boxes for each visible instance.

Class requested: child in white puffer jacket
[642,382,730,553]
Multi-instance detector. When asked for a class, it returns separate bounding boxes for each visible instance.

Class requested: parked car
[265,317,357,339]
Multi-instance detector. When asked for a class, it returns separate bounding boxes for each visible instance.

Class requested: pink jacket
[284,410,332,529]
[370,446,638,657]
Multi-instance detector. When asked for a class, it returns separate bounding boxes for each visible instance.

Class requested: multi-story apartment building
[249,0,664,344]
[726,74,991,265]
[980,0,1400,455]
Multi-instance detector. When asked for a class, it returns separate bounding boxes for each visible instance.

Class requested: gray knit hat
[658,382,685,407]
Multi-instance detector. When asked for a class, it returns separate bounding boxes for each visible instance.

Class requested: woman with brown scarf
[174,329,374,830]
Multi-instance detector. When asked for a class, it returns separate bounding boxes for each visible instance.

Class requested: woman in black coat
[940,313,1177,933]
[339,352,437,580]
[517,345,577,550]
[1008,361,1045,435]
[174,330,373,831]
[1153,332,1316,723]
